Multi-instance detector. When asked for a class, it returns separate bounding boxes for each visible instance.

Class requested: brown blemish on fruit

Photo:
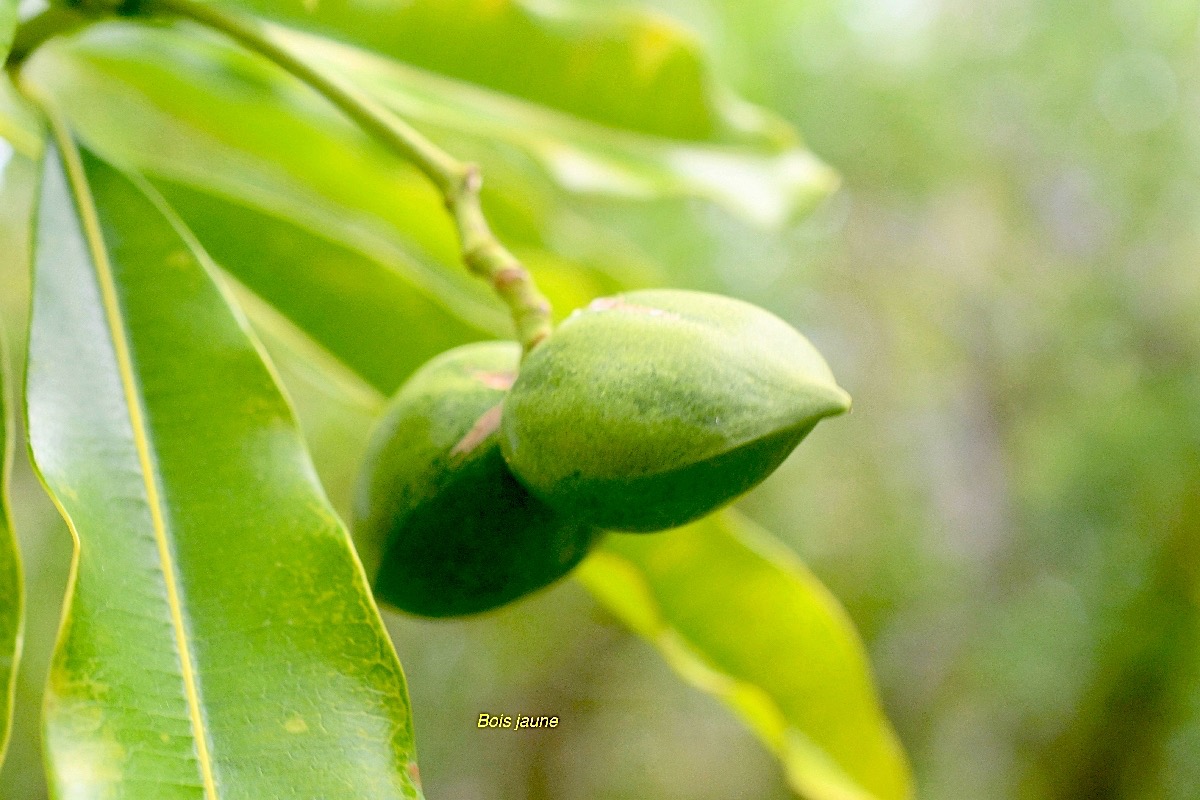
[451,404,503,457]
[471,370,516,391]
[587,296,681,320]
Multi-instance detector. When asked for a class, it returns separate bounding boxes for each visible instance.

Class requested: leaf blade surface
[27,121,423,799]
[212,0,777,143]
[23,21,834,228]
[579,511,913,800]
[291,28,836,227]
[0,295,21,774]
[0,0,14,62]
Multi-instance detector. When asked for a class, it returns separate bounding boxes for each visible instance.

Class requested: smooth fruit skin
[500,290,852,532]
[353,342,602,617]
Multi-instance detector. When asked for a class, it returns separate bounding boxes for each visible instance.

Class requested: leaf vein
[49,112,220,800]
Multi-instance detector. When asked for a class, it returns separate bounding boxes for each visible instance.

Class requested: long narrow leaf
[293,28,836,228]
[0,0,14,62]
[26,115,423,798]
[157,181,499,394]
[22,24,499,319]
[0,75,42,159]
[1,0,39,159]
[23,22,834,228]
[215,0,790,145]
[578,511,913,800]
[0,309,22,774]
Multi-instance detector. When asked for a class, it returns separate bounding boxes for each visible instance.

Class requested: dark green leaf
[578,511,913,800]
[158,181,498,394]
[26,120,423,798]
[158,180,646,392]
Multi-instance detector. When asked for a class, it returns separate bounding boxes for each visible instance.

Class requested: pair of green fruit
[353,290,851,617]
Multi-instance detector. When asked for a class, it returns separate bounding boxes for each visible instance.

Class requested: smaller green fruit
[353,342,601,617]
[501,290,851,532]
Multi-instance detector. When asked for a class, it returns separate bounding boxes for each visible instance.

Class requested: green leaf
[26,119,423,798]
[291,28,837,227]
[577,511,913,800]
[215,0,786,144]
[0,0,14,62]
[157,180,498,394]
[21,23,499,311]
[154,181,646,391]
[0,314,22,774]
[0,74,43,159]
[22,22,652,389]
[23,20,834,229]
[0,0,42,158]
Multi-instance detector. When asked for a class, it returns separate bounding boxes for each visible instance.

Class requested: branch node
[140,0,555,355]
[461,164,484,194]
[493,266,528,291]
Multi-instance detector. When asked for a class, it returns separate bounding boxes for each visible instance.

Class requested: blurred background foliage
[2,0,1199,798]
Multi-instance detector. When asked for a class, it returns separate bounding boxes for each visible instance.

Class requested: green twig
[19,0,555,353]
[156,0,557,353]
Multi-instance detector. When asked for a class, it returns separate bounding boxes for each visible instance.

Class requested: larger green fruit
[354,342,602,617]
[501,290,851,532]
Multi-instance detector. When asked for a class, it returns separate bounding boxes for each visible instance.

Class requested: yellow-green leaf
[1,0,41,157]
[0,310,21,774]
[23,20,834,229]
[216,0,782,144]
[21,23,498,316]
[0,75,42,159]
[292,28,836,227]
[26,116,423,798]
[578,511,913,800]
[0,0,14,62]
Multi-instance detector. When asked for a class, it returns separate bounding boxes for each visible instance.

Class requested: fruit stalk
[142,0,555,352]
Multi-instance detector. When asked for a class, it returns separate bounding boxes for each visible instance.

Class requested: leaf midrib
[50,113,219,800]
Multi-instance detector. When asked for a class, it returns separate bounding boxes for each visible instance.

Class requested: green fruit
[353,342,602,617]
[501,290,851,532]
